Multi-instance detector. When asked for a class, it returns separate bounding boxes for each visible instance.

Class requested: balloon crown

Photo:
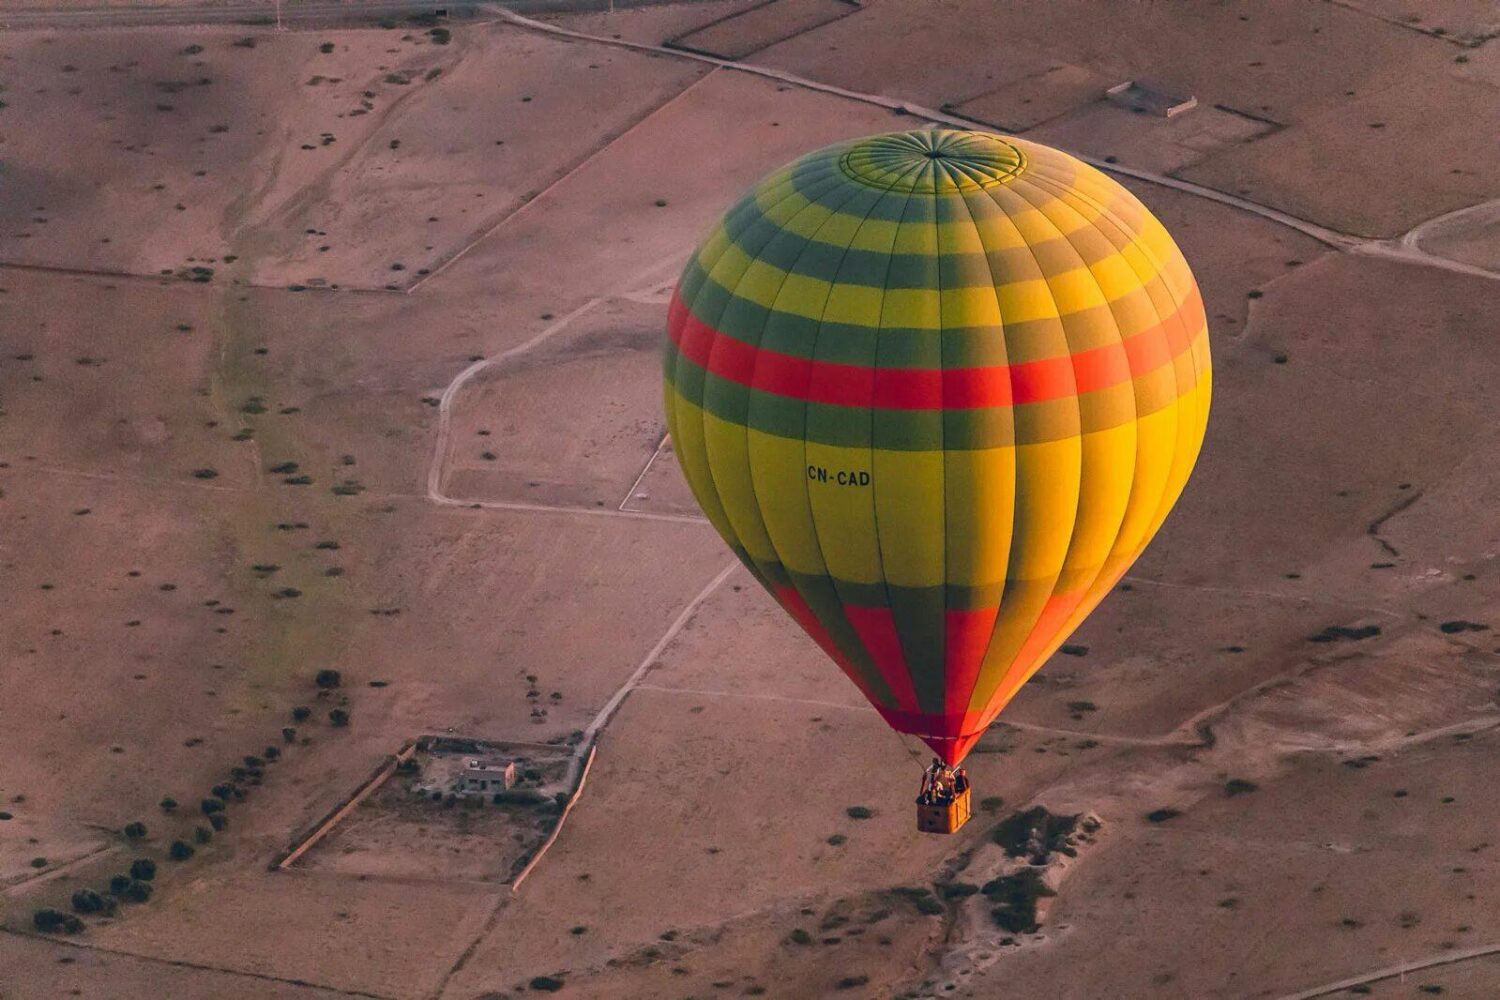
[837,129,1028,194]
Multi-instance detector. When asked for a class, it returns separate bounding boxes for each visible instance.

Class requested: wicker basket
[916,785,972,835]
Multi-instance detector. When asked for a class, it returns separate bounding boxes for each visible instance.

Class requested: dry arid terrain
[4,1,1500,998]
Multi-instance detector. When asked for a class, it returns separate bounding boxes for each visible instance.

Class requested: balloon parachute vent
[838,129,1027,193]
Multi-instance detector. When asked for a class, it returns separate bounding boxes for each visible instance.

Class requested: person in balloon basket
[917,759,969,806]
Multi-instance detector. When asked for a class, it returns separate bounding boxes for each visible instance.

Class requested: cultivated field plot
[298,738,572,882]
[1028,99,1279,175]
[1333,0,1500,46]
[665,0,858,59]
[441,299,667,510]
[951,62,1111,132]
[618,435,701,517]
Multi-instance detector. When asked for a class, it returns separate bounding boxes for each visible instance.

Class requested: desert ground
[3,1,1500,998]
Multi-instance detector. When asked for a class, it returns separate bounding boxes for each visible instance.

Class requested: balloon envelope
[664,129,1210,764]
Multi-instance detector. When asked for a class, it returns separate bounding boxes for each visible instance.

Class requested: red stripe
[943,607,997,717]
[668,286,1204,410]
[873,706,987,766]
[843,605,921,713]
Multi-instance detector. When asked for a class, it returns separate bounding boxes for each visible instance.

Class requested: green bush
[983,869,1056,933]
[34,909,82,934]
[71,889,106,914]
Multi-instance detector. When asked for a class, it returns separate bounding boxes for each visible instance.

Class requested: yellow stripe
[747,428,827,578]
[942,446,1016,589]
[697,238,1169,330]
[806,441,884,585]
[664,387,741,549]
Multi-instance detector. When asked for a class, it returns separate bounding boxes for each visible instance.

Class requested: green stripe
[787,572,1008,612]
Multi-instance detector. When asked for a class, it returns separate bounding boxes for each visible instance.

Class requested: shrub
[123,880,152,903]
[123,821,147,840]
[319,42,334,53]
[529,977,564,993]
[979,796,1005,813]
[836,976,869,990]
[159,797,178,813]
[282,727,298,743]
[212,783,233,799]
[194,825,213,844]
[315,669,341,689]
[845,806,874,820]
[890,887,943,915]
[983,869,1056,933]
[937,882,979,899]
[209,813,228,831]
[787,928,813,946]
[826,834,847,846]
[1224,779,1258,797]
[1307,624,1380,643]
[292,706,312,722]
[129,858,157,881]
[244,755,264,768]
[169,840,195,861]
[1145,808,1181,823]
[34,909,82,933]
[992,806,1081,863]
[329,708,350,727]
[71,889,106,914]
[264,746,281,760]
[201,797,225,815]
[109,874,132,894]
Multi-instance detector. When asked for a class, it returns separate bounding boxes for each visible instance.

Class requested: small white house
[457,759,516,795]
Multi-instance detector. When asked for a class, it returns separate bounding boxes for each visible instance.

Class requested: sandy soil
[4,4,1500,1000]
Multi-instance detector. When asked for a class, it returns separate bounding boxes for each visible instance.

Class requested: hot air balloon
[663,129,1210,832]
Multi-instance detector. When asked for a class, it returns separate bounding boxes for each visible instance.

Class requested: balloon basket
[916,785,972,835]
